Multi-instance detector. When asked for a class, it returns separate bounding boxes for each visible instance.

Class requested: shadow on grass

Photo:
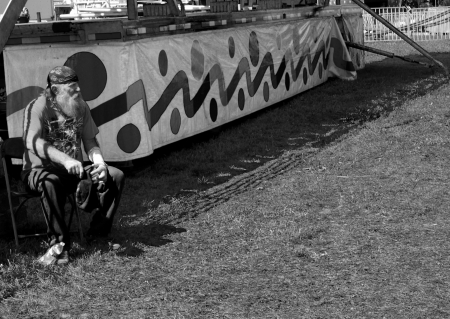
[113,223,187,257]
[118,52,450,223]
[0,222,187,260]
[1,52,449,251]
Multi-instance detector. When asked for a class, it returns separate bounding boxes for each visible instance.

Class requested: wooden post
[0,0,29,53]
[127,0,139,20]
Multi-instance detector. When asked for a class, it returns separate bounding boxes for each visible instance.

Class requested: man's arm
[84,137,108,182]
[83,137,100,156]
[23,97,84,177]
[24,134,84,178]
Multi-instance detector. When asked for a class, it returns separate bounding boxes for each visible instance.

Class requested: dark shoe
[56,251,70,265]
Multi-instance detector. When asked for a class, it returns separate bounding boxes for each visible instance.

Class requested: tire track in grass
[163,74,449,225]
[168,147,321,224]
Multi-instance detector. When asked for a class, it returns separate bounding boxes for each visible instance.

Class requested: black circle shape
[170,108,181,135]
[263,82,270,102]
[249,31,259,67]
[228,37,235,59]
[303,68,308,85]
[285,73,290,91]
[117,124,141,153]
[65,52,107,101]
[210,99,218,122]
[238,89,245,110]
[191,40,204,81]
[159,50,168,77]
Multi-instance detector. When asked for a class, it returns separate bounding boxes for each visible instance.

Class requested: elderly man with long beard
[22,66,125,265]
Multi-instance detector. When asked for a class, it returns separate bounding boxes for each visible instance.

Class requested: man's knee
[37,172,64,194]
[108,166,125,189]
[34,170,77,196]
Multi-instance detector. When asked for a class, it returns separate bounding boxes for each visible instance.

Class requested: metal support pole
[351,0,448,75]
[50,0,55,20]
[127,0,138,20]
[346,41,431,67]
[0,0,29,53]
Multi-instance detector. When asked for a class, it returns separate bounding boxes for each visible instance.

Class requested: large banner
[342,14,365,70]
[4,16,357,162]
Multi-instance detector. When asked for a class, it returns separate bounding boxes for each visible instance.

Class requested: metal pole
[351,0,448,75]
[50,0,55,20]
[346,41,431,67]
[0,0,29,53]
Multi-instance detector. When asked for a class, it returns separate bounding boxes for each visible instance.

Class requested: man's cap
[47,66,79,88]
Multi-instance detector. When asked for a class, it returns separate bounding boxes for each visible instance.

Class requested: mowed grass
[1,41,450,318]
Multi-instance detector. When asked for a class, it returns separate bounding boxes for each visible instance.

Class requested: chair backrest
[0,137,24,160]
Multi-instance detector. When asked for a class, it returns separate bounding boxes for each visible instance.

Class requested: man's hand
[64,159,84,179]
[90,163,108,183]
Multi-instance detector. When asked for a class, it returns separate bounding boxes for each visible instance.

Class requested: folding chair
[0,137,84,246]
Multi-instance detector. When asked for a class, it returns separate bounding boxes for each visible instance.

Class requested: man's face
[60,82,82,100]
[54,82,85,118]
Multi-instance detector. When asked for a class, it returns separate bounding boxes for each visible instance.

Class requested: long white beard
[56,93,85,118]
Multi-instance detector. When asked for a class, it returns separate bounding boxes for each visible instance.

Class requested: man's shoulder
[25,94,46,109]
[24,94,50,115]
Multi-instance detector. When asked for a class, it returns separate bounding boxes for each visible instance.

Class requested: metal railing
[364,7,450,41]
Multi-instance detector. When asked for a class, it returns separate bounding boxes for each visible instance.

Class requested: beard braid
[56,93,85,118]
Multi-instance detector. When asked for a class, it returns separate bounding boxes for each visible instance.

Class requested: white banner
[5,16,356,162]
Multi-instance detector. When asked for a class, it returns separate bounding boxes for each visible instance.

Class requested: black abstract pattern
[44,117,83,159]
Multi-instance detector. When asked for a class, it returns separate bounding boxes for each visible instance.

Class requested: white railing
[364,7,450,41]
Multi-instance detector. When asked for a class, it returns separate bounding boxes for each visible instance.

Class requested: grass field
[1,40,450,318]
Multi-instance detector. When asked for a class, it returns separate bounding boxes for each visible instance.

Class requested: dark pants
[23,166,125,250]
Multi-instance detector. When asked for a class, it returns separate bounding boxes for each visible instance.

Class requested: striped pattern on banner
[263,14,282,21]
[7,35,80,45]
[234,17,257,24]
[126,24,192,35]
[159,23,192,32]
[285,12,303,18]
[202,20,228,27]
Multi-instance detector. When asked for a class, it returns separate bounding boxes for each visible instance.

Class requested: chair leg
[9,201,20,247]
[3,158,20,246]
